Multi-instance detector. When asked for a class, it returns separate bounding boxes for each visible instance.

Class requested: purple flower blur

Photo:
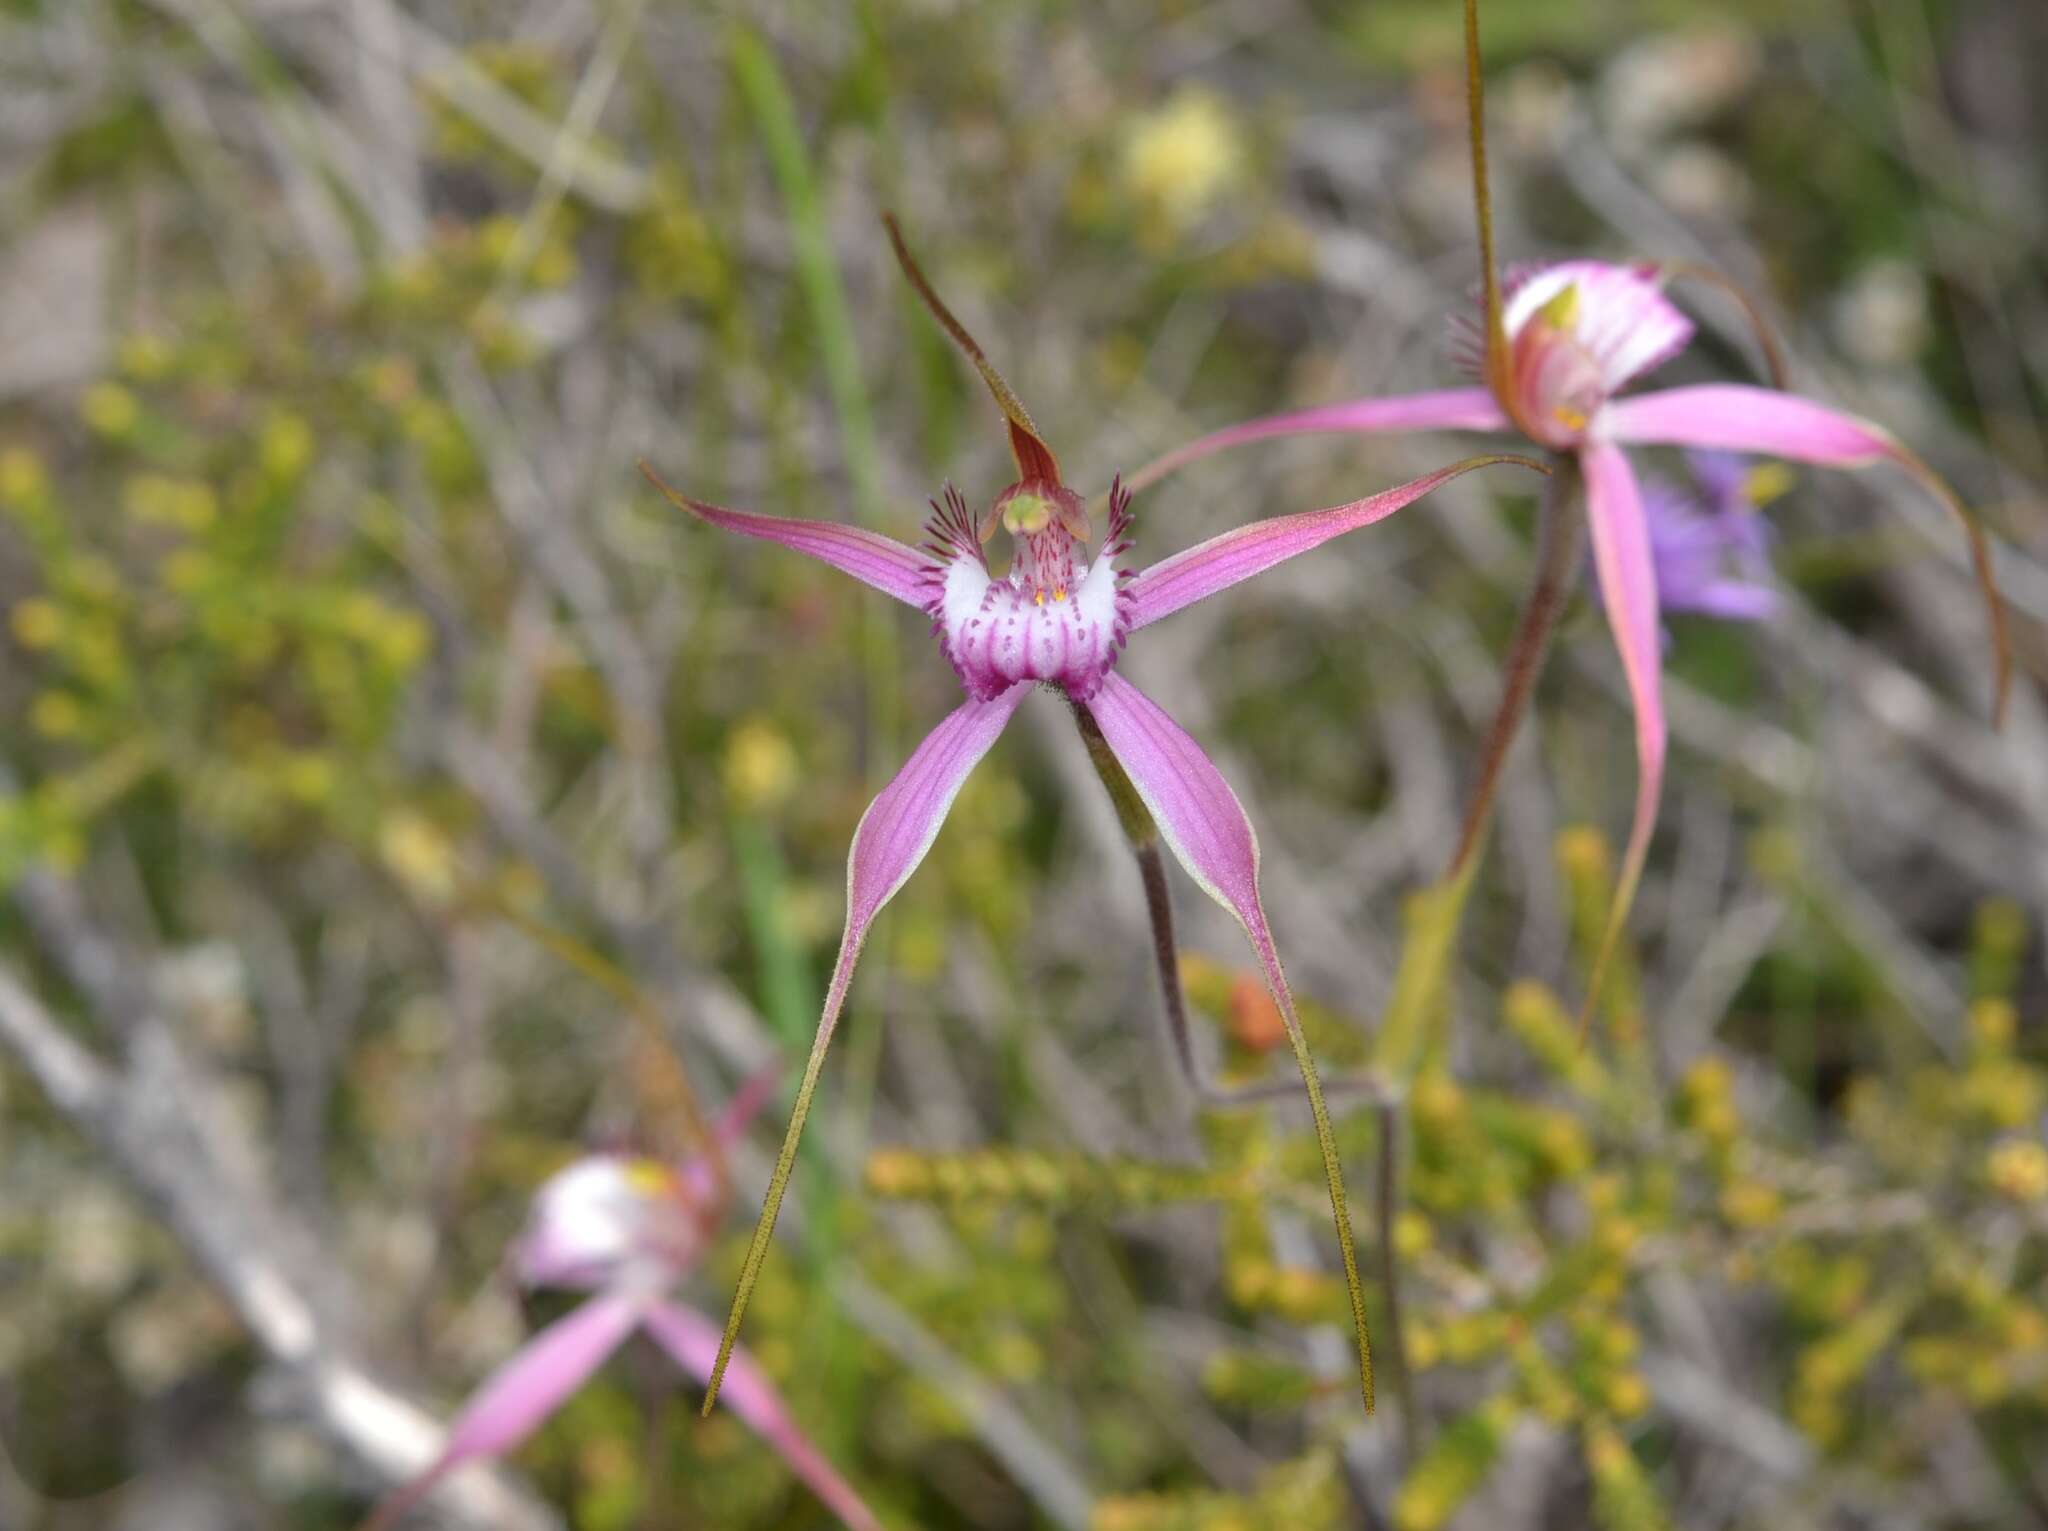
[1634,452,1778,627]
[641,214,1542,1415]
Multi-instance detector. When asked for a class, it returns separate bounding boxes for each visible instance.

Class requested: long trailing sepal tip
[880,210,1062,487]
[1082,673,1374,1409]
[700,1008,839,1415]
[1893,447,2013,730]
[1280,1004,1377,1413]
[1655,261,1791,393]
[704,688,1026,1410]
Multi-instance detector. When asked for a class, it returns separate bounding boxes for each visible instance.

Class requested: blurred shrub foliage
[0,1,2042,1528]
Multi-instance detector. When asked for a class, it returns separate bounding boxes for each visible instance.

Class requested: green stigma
[1536,281,1581,333]
[1001,491,1051,535]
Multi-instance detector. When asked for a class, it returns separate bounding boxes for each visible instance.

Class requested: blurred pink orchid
[363,1071,882,1531]
[641,213,1543,1415]
[1125,1,2011,1018]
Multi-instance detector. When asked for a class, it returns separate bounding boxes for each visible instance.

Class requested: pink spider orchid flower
[361,1071,882,1531]
[640,213,1542,1415]
[1125,0,2011,1022]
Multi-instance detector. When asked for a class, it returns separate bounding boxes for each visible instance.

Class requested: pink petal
[1122,388,1509,496]
[362,1293,642,1531]
[439,1294,643,1455]
[641,463,932,608]
[1604,384,2011,721]
[1081,672,1374,1410]
[643,1302,884,1531]
[1602,383,1892,463]
[1501,261,1694,396]
[1081,674,1264,936]
[706,687,1029,1409]
[1123,455,1541,632]
[1578,442,1666,1020]
[514,1157,671,1290]
[844,688,1029,937]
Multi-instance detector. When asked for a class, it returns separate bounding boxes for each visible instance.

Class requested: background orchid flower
[642,213,1542,1415]
[1626,451,1778,627]
[362,1072,882,1531]
[1123,0,2011,1023]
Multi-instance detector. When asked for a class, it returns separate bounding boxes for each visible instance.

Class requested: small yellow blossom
[11,598,63,650]
[261,412,315,483]
[1987,1140,2048,1202]
[1719,1178,1783,1228]
[1971,997,2017,1052]
[1121,89,1246,234]
[30,691,84,739]
[82,383,140,437]
[1604,1370,1651,1418]
[723,717,800,813]
[1393,1210,1434,1259]
[118,333,176,381]
[0,448,49,504]
[379,811,458,903]
[1554,823,1610,880]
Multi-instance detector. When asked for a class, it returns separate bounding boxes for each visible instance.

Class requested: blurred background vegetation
[1,0,2045,1526]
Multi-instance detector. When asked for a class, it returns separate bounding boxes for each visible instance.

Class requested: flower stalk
[1447,453,1586,882]
[1374,457,1583,1077]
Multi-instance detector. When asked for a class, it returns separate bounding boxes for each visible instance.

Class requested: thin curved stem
[1655,261,1790,392]
[1447,453,1586,880]
[1465,0,1506,404]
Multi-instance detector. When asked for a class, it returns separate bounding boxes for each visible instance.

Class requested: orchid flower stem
[1447,453,1586,882]
[1372,456,1583,1079]
[1374,1096,1418,1458]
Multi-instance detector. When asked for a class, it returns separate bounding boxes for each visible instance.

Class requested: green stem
[729,24,900,767]
[1448,454,1585,881]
